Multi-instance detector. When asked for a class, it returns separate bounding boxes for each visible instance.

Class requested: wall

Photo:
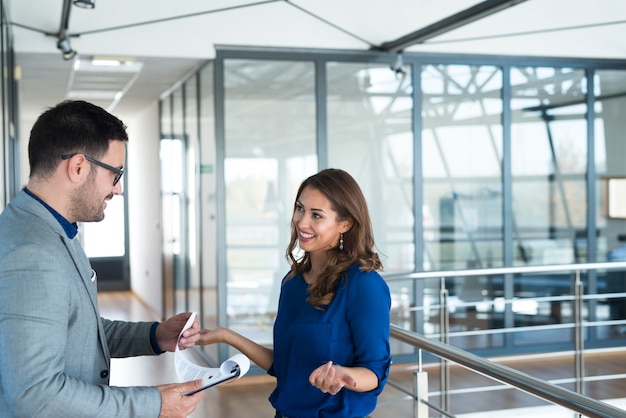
[126,101,163,317]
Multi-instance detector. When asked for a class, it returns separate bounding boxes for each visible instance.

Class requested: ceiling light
[57,38,77,60]
[91,59,121,66]
[73,0,95,8]
[390,53,407,79]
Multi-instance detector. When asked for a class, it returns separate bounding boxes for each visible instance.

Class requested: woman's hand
[309,361,357,395]
[196,327,227,346]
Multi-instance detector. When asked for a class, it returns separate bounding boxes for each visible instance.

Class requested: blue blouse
[268,264,391,418]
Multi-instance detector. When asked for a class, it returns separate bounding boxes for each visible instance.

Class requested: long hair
[285,168,382,309]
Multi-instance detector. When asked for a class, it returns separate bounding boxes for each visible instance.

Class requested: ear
[65,154,89,184]
[339,219,353,233]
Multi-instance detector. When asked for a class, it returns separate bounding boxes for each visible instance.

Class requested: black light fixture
[73,0,95,8]
[390,53,407,79]
[55,0,81,60]
[57,37,77,60]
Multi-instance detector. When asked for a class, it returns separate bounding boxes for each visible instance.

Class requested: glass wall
[421,64,504,350]
[327,62,415,270]
[1,0,18,208]
[160,49,626,364]
[594,69,626,340]
[221,59,317,354]
[509,67,588,347]
[326,61,416,352]
[199,63,218,360]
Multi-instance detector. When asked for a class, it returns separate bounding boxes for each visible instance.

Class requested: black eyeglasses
[61,153,124,186]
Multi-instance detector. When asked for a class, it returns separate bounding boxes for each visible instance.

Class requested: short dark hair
[28,100,128,178]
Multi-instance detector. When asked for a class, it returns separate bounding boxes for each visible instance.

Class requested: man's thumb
[182,379,204,395]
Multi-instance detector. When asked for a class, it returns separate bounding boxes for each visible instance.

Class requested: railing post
[414,349,429,418]
[414,371,429,417]
[439,276,450,415]
[574,269,585,406]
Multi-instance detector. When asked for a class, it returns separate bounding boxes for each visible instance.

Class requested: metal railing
[383,261,626,418]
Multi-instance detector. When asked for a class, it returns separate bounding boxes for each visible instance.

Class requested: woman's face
[292,186,349,257]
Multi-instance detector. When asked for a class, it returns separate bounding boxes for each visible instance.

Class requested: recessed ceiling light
[92,59,122,67]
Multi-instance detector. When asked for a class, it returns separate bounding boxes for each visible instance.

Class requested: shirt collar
[24,187,79,239]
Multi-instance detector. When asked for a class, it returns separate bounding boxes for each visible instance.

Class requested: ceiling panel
[8,0,626,126]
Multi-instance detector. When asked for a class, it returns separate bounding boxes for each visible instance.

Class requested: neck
[304,253,328,284]
[27,179,72,222]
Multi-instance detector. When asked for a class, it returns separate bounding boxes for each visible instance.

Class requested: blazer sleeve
[0,243,162,418]
[103,319,159,358]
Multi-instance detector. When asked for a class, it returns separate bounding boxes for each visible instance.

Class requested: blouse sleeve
[345,268,392,393]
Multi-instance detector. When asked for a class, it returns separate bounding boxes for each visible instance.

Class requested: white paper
[174,312,251,395]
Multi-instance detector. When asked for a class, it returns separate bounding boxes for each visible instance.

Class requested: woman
[199,168,391,417]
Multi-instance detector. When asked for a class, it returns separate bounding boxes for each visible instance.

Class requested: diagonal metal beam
[375,0,528,53]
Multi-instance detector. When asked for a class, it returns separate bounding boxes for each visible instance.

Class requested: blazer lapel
[62,236,111,359]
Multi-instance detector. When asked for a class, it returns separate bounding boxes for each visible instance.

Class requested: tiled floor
[98,291,626,417]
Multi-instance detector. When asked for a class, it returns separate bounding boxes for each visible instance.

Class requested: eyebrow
[296,200,327,214]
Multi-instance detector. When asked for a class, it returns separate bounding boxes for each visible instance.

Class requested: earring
[339,233,344,252]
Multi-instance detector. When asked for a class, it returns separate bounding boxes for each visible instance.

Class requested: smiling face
[69,140,125,223]
[292,186,351,262]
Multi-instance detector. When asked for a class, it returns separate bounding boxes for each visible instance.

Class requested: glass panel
[185,75,201,317]
[421,64,503,349]
[224,59,317,350]
[327,62,415,273]
[0,112,3,206]
[160,89,188,316]
[81,196,125,257]
[423,64,504,271]
[594,69,626,340]
[511,67,587,265]
[326,61,414,354]
[160,138,184,316]
[511,66,587,344]
[80,133,127,257]
[199,63,218,359]
[160,96,174,318]
[171,88,187,313]
[513,272,575,346]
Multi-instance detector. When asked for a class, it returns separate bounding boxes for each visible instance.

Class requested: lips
[299,231,314,242]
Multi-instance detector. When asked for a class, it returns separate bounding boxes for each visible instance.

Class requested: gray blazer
[0,190,162,417]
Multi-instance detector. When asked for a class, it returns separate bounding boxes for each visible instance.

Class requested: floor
[98,291,626,417]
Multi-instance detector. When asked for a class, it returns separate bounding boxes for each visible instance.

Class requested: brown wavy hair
[285,168,382,309]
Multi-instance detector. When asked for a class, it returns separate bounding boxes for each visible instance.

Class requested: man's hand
[157,380,205,418]
[309,361,357,395]
[155,312,200,352]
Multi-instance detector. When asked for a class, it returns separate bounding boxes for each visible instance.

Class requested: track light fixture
[57,37,77,60]
[73,0,95,8]
[390,53,407,79]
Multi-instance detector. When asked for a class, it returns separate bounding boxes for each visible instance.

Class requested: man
[0,100,205,417]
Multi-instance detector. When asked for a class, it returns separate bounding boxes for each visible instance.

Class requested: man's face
[69,140,125,223]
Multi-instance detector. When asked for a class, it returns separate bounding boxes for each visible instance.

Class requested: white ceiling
[7,0,626,125]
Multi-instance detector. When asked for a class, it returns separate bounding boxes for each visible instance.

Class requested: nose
[294,213,306,229]
[112,181,123,195]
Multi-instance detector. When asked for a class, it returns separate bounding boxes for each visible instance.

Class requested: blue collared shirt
[24,187,78,239]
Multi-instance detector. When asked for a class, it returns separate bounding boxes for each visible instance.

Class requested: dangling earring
[339,233,344,252]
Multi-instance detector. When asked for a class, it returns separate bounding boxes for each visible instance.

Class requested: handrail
[390,324,626,418]
[384,261,626,281]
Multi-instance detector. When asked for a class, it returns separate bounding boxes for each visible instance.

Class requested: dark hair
[28,100,128,178]
[285,168,382,309]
